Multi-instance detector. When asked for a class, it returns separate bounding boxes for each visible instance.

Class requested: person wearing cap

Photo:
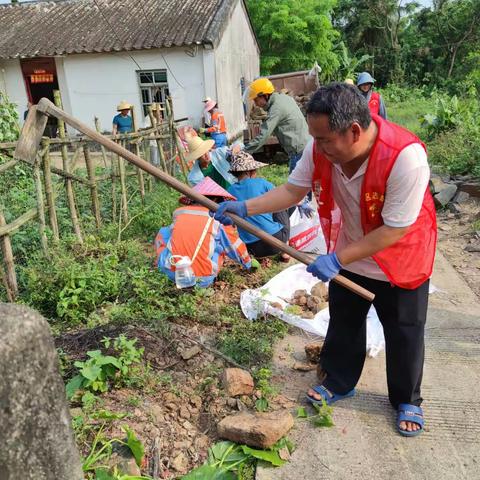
[199,100,228,148]
[357,72,387,119]
[201,97,213,128]
[186,135,239,189]
[213,83,436,437]
[154,177,251,287]
[227,151,290,261]
[112,101,133,135]
[244,78,310,174]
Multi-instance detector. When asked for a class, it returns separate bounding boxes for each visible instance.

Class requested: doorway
[20,57,59,137]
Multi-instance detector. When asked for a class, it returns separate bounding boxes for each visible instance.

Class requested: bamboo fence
[0,96,190,301]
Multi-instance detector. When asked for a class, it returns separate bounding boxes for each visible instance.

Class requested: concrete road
[257,251,480,480]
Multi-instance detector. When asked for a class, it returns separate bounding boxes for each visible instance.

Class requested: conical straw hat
[185,136,215,164]
[117,100,132,111]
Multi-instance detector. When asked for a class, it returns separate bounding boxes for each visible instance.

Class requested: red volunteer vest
[368,91,381,115]
[312,115,437,289]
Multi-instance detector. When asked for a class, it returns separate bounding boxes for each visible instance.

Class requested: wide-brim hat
[202,96,213,103]
[180,176,236,204]
[117,100,132,111]
[229,151,268,172]
[357,72,375,86]
[185,135,215,164]
[204,99,217,112]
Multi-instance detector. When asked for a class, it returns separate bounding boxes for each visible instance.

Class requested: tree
[246,0,340,79]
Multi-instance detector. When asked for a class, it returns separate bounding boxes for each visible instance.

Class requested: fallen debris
[217,410,294,448]
[221,368,255,397]
[305,341,324,364]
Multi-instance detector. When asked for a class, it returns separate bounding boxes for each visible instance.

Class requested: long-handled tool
[15,98,375,302]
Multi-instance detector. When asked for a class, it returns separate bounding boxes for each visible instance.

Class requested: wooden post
[0,211,18,300]
[142,142,153,192]
[148,105,168,173]
[118,144,129,224]
[41,139,59,241]
[167,97,189,180]
[53,90,83,244]
[0,262,14,302]
[33,157,49,255]
[130,106,145,204]
[111,154,118,221]
[94,117,109,168]
[83,145,102,228]
[165,98,175,175]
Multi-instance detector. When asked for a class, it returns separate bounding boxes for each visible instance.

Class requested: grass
[387,97,435,138]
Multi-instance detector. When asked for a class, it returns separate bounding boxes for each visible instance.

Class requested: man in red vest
[214,83,437,437]
[357,72,387,119]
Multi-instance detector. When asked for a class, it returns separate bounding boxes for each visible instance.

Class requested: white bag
[288,206,327,255]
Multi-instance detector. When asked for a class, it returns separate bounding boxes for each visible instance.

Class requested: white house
[0,0,260,139]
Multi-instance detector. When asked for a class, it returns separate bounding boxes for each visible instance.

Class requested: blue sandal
[306,385,356,406]
[397,403,424,437]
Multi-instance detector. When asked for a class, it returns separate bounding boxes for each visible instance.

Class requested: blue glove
[212,201,247,226]
[298,200,314,219]
[306,253,343,282]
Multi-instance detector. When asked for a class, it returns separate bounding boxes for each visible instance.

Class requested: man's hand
[212,201,248,225]
[306,253,343,282]
[298,200,315,219]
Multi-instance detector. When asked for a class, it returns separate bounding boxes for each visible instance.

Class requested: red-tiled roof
[0,0,240,59]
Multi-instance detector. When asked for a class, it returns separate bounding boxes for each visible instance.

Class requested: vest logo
[365,192,385,219]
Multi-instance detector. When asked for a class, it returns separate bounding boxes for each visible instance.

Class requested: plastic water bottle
[172,256,196,289]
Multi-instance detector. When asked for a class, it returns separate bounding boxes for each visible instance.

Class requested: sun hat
[117,100,132,111]
[204,99,217,112]
[357,72,376,86]
[229,151,268,172]
[202,97,213,103]
[344,78,355,85]
[179,176,236,205]
[184,135,215,164]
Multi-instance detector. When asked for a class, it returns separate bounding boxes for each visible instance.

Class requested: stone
[226,397,238,408]
[217,410,294,449]
[150,404,165,424]
[453,190,470,203]
[108,444,141,476]
[181,345,202,361]
[310,282,328,300]
[172,452,189,472]
[293,362,317,371]
[434,184,457,207]
[439,224,452,232]
[221,368,254,397]
[464,244,480,253]
[0,304,83,480]
[305,341,324,363]
[430,175,448,194]
[459,181,480,199]
[179,406,191,419]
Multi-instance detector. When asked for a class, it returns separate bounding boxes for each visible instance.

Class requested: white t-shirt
[288,139,430,281]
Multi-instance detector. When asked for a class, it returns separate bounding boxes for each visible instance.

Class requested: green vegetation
[0,92,19,142]
[296,400,335,428]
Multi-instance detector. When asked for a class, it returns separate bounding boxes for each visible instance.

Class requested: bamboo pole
[142,141,153,192]
[0,262,14,302]
[41,139,59,241]
[34,98,375,301]
[111,154,118,222]
[0,159,19,174]
[130,106,145,204]
[0,211,18,299]
[94,117,109,168]
[0,208,38,237]
[167,97,189,180]
[83,145,102,228]
[148,105,168,174]
[33,158,49,255]
[118,143,129,224]
[53,90,83,244]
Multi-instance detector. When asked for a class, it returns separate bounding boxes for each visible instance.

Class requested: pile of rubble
[430,174,480,211]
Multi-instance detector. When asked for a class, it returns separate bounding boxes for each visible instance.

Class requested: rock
[306,295,325,313]
[221,368,254,397]
[305,342,323,363]
[434,184,457,207]
[293,289,308,298]
[310,282,328,300]
[269,301,283,310]
[0,304,83,479]
[179,406,191,419]
[465,244,480,253]
[181,345,202,360]
[217,411,294,449]
[453,190,470,203]
[430,175,448,194]
[150,404,165,424]
[439,224,452,232]
[293,362,317,371]
[108,443,141,476]
[226,397,238,408]
[301,311,315,319]
[459,181,480,199]
[171,452,189,472]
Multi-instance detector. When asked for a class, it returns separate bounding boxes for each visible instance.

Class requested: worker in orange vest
[214,83,436,437]
[357,72,387,119]
[200,99,227,148]
[154,177,251,287]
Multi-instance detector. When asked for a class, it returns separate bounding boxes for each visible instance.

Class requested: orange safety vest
[154,206,249,278]
[207,110,227,134]
[368,91,381,116]
[311,115,437,289]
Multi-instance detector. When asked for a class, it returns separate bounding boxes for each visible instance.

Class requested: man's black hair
[306,82,371,131]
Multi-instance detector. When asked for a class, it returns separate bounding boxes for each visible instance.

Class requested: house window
[137,69,169,117]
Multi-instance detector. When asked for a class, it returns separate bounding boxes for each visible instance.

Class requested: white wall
[0,59,29,120]
[60,48,205,131]
[213,0,260,140]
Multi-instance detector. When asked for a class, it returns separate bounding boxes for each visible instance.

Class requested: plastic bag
[288,206,327,254]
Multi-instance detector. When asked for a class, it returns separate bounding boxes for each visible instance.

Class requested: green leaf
[181,464,236,479]
[296,407,308,418]
[123,426,144,466]
[95,469,115,480]
[312,415,334,428]
[80,364,103,381]
[65,374,84,399]
[92,409,127,421]
[255,397,269,412]
[240,445,285,467]
[208,441,237,462]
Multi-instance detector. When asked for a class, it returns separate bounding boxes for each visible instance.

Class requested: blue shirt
[227,178,283,244]
[113,113,133,133]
